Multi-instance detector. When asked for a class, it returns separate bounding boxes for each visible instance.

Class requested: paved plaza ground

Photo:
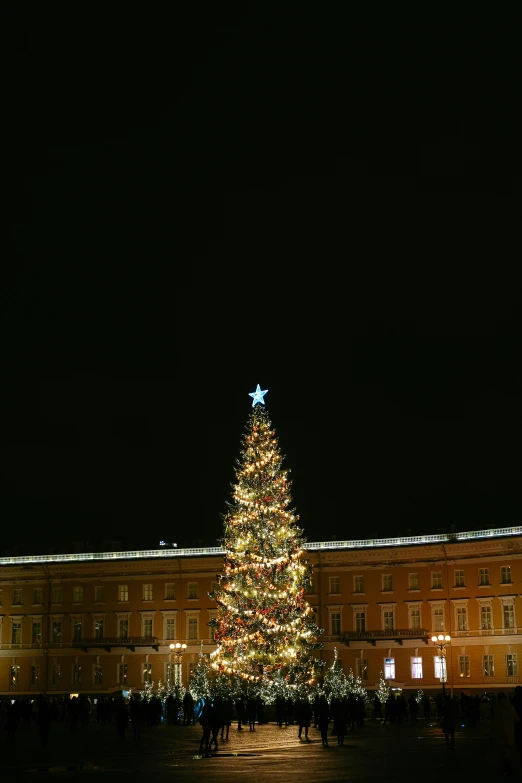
[0,714,518,781]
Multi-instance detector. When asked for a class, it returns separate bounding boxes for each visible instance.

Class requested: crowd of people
[2,686,522,770]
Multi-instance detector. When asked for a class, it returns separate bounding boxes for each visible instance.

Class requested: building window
[143,662,152,684]
[53,587,63,604]
[503,604,515,630]
[142,584,153,601]
[119,618,129,639]
[355,610,366,633]
[382,574,392,592]
[10,665,20,687]
[356,658,367,681]
[165,583,176,600]
[188,616,199,640]
[72,664,82,685]
[433,607,444,632]
[188,583,198,600]
[32,620,42,644]
[165,618,176,640]
[93,664,103,685]
[353,576,364,593]
[434,656,446,680]
[51,664,61,686]
[483,654,494,678]
[11,620,22,644]
[330,612,341,636]
[73,620,83,643]
[411,657,423,679]
[384,658,395,680]
[409,573,419,590]
[52,621,62,643]
[507,654,518,678]
[454,570,465,588]
[478,568,490,586]
[142,617,153,638]
[501,566,512,585]
[30,665,40,687]
[73,587,84,603]
[383,610,394,631]
[94,586,105,602]
[118,585,129,602]
[329,577,340,594]
[118,663,128,685]
[456,606,468,631]
[481,605,493,630]
[33,588,43,604]
[13,588,22,605]
[94,620,104,640]
[431,572,442,589]
[409,608,421,630]
[458,655,470,678]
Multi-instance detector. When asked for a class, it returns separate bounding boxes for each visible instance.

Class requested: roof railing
[0,525,521,566]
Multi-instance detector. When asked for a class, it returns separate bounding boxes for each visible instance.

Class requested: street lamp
[431,633,451,697]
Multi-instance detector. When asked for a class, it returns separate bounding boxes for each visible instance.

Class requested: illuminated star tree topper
[248,384,269,406]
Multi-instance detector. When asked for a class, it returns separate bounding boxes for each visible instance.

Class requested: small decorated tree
[189,645,213,701]
[347,668,368,701]
[323,648,348,703]
[376,671,391,704]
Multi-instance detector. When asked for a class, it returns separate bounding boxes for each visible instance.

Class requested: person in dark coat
[183,691,195,725]
[220,697,233,740]
[199,701,213,752]
[297,697,313,741]
[246,696,257,731]
[235,697,246,731]
[115,697,129,740]
[441,695,457,750]
[315,695,330,746]
[129,695,142,739]
[331,697,346,745]
[275,696,285,728]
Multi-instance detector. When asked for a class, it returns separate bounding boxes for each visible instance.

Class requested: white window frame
[94,586,105,602]
[407,602,422,630]
[458,655,470,678]
[353,575,364,594]
[408,572,420,591]
[411,656,423,679]
[165,583,176,600]
[454,569,465,588]
[327,605,343,637]
[431,571,442,589]
[384,657,395,680]
[142,662,152,684]
[187,582,199,600]
[30,664,41,687]
[353,604,367,633]
[52,586,63,604]
[380,603,396,632]
[118,585,129,602]
[483,654,494,678]
[507,653,518,678]
[31,617,42,644]
[142,584,153,601]
[140,611,154,638]
[11,617,23,645]
[382,574,392,592]
[162,611,177,640]
[499,596,517,631]
[329,576,341,594]
[478,568,490,587]
[500,566,512,585]
[117,662,128,685]
[13,588,22,605]
[430,602,445,632]
[434,655,446,680]
[93,663,103,685]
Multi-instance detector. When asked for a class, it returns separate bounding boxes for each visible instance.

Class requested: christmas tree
[189,644,213,701]
[210,385,324,694]
[376,671,391,704]
[323,648,348,702]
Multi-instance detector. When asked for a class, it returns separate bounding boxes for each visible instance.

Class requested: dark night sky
[2,7,521,554]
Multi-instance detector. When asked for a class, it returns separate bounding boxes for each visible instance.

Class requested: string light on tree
[209,385,324,696]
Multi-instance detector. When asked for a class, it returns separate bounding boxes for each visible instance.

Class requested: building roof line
[0,525,521,567]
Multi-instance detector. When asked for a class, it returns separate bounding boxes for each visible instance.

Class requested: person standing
[315,695,330,747]
[183,691,195,725]
[235,697,246,731]
[297,697,312,741]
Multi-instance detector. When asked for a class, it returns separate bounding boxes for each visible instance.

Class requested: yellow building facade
[1,526,521,696]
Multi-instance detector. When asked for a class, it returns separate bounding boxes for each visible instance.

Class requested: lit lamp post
[169,642,187,686]
[431,633,451,697]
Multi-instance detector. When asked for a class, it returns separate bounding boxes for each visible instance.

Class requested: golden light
[437,634,444,641]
